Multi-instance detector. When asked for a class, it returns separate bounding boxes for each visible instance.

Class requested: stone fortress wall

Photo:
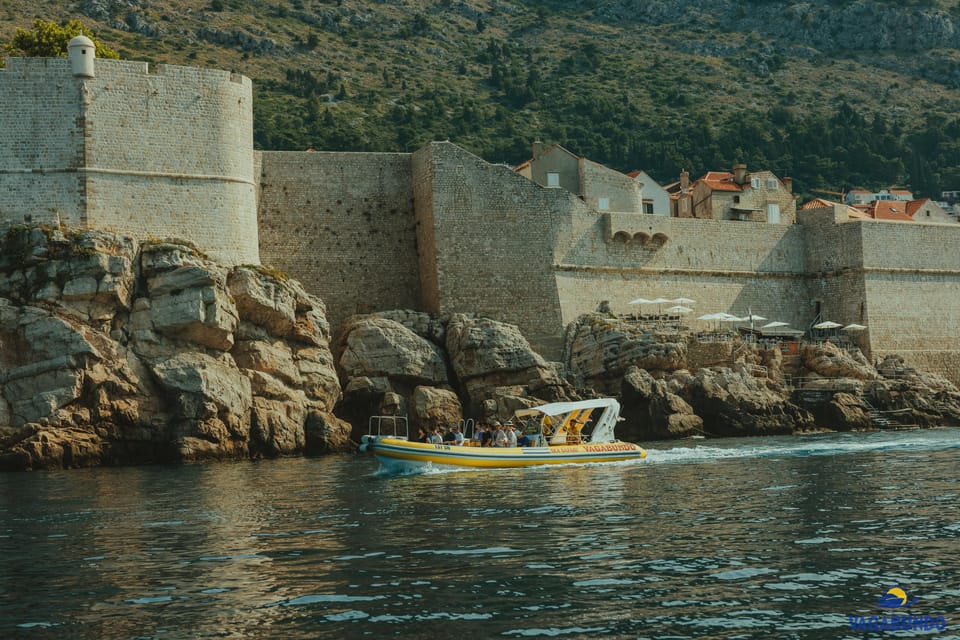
[2,54,959,383]
[257,150,420,329]
[0,54,259,266]
[0,58,86,228]
[259,143,960,384]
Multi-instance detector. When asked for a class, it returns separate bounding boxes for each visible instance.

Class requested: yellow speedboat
[359,398,646,472]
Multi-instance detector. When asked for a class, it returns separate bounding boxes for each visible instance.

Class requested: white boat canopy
[514,398,621,418]
[514,398,623,444]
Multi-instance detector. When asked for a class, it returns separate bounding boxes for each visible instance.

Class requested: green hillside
[5,0,960,198]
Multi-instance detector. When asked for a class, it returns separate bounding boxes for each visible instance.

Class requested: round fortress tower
[0,50,260,266]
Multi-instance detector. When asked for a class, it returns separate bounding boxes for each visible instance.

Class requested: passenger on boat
[493,422,508,447]
[516,431,532,447]
[452,426,464,446]
[442,428,458,444]
[505,422,518,447]
[480,425,493,447]
[416,427,428,443]
[429,428,442,444]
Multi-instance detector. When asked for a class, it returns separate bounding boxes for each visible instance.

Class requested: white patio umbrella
[814,320,842,329]
[761,321,789,330]
[668,305,693,314]
[628,297,652,305]
[672,297,696,305]
[649,297,673,315]
[842,323,867,331]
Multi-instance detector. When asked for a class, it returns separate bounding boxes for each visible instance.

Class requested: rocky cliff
[0,226,348,470]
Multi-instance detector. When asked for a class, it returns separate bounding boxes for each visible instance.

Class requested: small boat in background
[359,398,646,472]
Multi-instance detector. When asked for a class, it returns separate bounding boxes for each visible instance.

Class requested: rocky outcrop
[620,366,703,441]
[0,226,347,470]
[563,314,686,394]
[334,311,575,437]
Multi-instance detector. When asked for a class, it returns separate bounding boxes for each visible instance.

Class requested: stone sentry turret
[0,39,260,266]
[68,33,96,78]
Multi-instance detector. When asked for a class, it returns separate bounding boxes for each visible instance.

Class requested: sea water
[1,429,959,639]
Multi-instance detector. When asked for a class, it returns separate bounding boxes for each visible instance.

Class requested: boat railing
[460,417,476,441]
[367,415,409,440]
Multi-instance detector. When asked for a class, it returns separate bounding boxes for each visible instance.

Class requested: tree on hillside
[0,18,119,67]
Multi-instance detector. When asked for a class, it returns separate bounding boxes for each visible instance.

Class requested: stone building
[514,143,641,213]
[672,164,797,224]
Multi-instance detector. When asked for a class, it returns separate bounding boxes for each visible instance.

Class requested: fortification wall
[0,58,259,265]
[570,214,812,328]
[0,58,86,227]
[257,151,420,331]
[859,221,960,383]
[414,142,578,357]
[83,60,259,265]
[798,209,960,383]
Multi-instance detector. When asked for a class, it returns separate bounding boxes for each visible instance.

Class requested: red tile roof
[697,171,744,192]
[869,200,913,221]
[800,197,838,210]
[905,198,928,218]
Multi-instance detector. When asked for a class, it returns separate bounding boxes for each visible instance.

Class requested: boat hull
[362,437,646,471]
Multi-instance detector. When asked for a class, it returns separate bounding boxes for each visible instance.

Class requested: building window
[733,195,740,203]
[767,203,781,223]
[643,202,654,214]
[546,172,560,187]
[598,197,610,211]
[751,177,761,189]
[766,178,777,190]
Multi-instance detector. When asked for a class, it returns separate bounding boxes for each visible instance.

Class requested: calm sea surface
[2,429,960,639]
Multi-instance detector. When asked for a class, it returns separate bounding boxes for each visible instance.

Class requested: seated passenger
[493,422,508,447]
[452,426,464,445]
[516,431,532,447]
[480,425,493,447]
[505,423,518,447]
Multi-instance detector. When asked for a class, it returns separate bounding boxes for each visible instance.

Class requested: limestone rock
[304,411,354,454]
[0,227,349,470]
[620,366,703,440]
[143,256,238,351]
[149,351,252,459]
[246,370,307,456]
[228,267,299,339]
[801,341,876,381]
[680,367,814,436]
[368,309,446,346]
[411,386,462,431]
[339,316,448,385]
[233,340,301,386]
[563,314,686,394]
[447,313,572,413]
